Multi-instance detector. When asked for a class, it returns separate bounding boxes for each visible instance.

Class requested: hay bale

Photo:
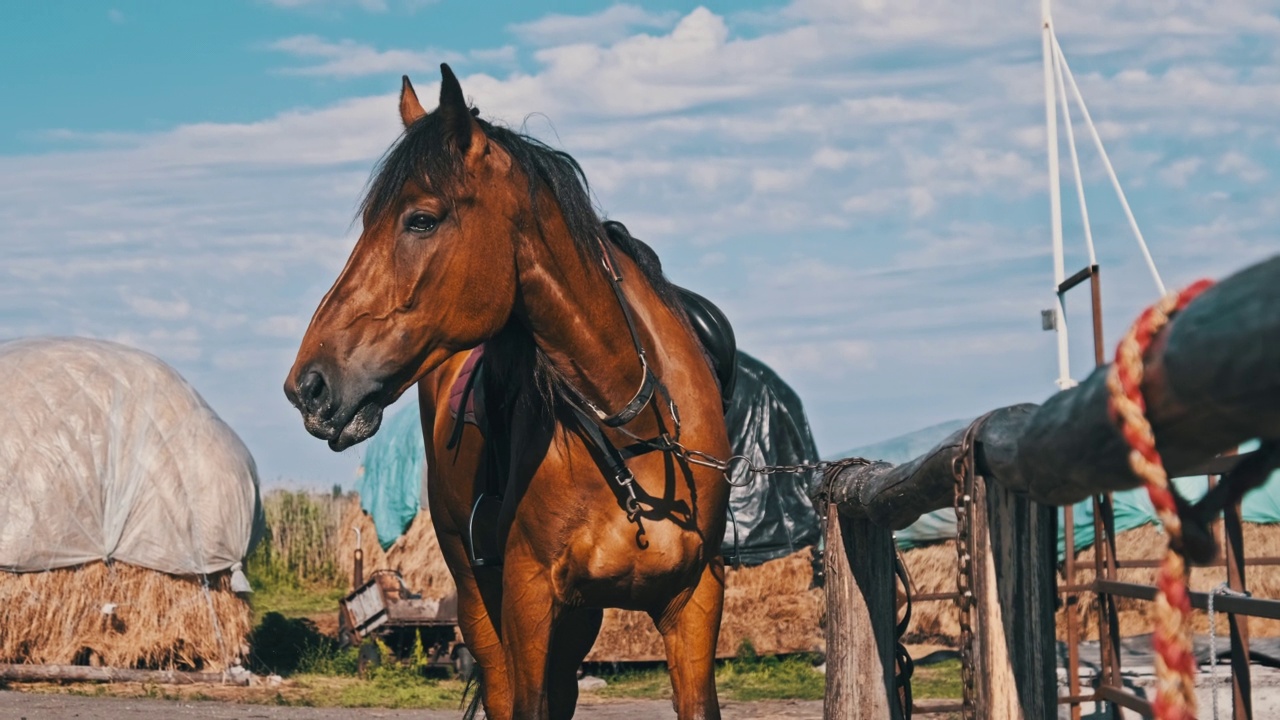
[337,494,823,660]
[1062,522,1280,640]
[0,337,261,671]
[586,549,825,661]
[0,562,250,670]
[899,522,1280,646]
[898,541,962,645]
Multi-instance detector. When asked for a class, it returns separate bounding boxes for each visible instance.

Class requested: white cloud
[123,292,191,320]
[1215,151,1267,183]
[509,4,679,47]
[6,1,1280,482]
[1159,157,1202,188]
[269,35,459,78]
[254,315,308,339]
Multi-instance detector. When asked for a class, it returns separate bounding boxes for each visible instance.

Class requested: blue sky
[3,0,1278,488]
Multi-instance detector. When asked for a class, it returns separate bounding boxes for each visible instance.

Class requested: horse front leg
[500,536,559,720]
[655,559,725,720]
[547,606,603,720]
[435,529,513,719]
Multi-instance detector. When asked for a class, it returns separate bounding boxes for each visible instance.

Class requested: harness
[448,227,857,568]
[447,231,714,569]
[561,235,684,522]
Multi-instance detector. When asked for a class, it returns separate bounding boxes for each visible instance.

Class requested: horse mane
[359,110,683,313]
[360,106,691,411]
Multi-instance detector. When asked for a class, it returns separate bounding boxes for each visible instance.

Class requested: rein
[564,233,873,524]
[572,236,667,429]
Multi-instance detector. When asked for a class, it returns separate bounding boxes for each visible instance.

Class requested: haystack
[337,495,824,660]
[899,522,1280,646]
[587,548,824,661]
[0,337,262,670]
[1062,523,1280,640]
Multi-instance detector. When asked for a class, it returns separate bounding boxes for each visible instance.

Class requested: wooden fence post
[969,473,1058,718]
[824,503,902,719]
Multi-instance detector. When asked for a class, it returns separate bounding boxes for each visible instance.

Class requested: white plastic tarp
[0,337,262,579]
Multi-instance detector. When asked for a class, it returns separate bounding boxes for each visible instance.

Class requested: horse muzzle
[284,363,386,451]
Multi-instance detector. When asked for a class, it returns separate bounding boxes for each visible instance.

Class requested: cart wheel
[337,627,355,650]
[357,639,382,677]
[453,644,476,680]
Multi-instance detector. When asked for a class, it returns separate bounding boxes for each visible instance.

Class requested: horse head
[285,65,519,450]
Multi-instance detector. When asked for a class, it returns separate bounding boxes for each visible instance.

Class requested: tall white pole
[1043,0,1072,389]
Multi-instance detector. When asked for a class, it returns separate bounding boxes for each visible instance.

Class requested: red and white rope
[1106,278,1213,720]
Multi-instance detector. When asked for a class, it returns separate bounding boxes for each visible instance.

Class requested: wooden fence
[818,253,1280,718]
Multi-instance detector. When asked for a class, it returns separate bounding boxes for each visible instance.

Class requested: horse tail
[460,667,483,720]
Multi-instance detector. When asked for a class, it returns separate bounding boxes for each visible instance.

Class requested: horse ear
[437,63,481,156]
[399,75,427,128]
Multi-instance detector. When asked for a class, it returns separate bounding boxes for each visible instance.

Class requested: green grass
[592,666,674,700]
[592,653,960,704]
[910,658,963,699]
[244,489,351,625]
[593,648,826,702]
[250,582,346,619]
[717,655,825,701]
[288,670,467,709]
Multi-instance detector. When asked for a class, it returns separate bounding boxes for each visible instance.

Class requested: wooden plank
[822,504,901,719]
[1095,685,1154,715]
[1223,499,1252,720]
[0,664,249,685]
[1095,580,1280,620]
[825,253,1280,527]
[969,474,1056,719]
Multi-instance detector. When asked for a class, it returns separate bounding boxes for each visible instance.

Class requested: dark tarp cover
[720,351,823,566]
[357,350,825,564]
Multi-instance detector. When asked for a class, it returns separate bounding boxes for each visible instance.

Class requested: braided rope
[1106,278,1213,720]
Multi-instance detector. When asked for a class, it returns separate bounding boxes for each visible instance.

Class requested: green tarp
[356,399,424,549]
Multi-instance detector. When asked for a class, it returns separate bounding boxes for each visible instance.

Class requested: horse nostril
[297,370,330,413]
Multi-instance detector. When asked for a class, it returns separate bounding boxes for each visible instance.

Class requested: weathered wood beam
[822,505,902,719]
[0,663,250,685]
[970,473,1057,718]
[823,253,1280,527]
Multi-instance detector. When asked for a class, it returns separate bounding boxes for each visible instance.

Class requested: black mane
[359,110,683,312]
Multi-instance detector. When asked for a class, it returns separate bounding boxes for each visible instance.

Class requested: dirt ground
[0,692,822,719]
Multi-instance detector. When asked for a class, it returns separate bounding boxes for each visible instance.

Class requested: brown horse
[285,64,732,719]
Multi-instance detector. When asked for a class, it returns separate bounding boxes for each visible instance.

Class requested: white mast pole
[1043,0,1072,389]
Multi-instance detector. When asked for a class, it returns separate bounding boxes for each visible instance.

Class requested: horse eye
[406,213,439,234]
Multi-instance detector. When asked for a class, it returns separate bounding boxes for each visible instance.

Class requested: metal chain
[952,423,979,720]
[672,443,872,486]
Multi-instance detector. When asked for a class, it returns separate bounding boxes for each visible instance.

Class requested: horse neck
[514,223,670,419]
